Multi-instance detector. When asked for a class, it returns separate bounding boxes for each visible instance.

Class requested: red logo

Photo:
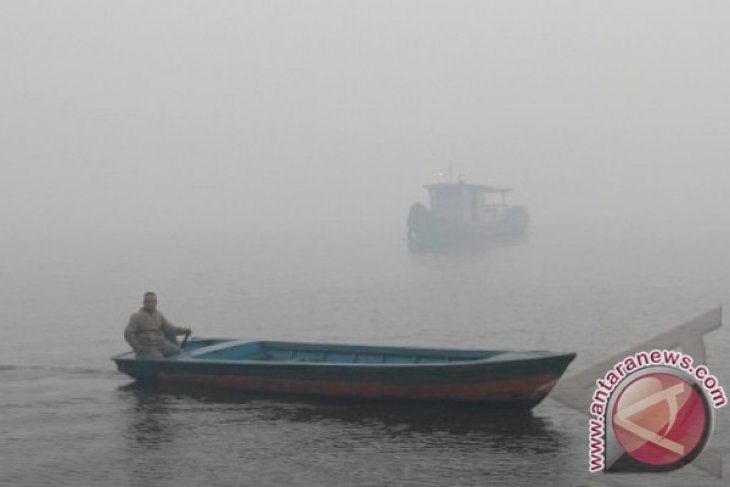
[611,371,711,468]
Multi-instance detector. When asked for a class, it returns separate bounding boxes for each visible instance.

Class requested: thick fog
[2,1,729,240]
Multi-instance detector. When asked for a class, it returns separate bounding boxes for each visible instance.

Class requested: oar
[180,331,192,350]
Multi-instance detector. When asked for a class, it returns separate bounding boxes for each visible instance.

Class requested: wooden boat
[112,338,575,409]
[407,180,529,247]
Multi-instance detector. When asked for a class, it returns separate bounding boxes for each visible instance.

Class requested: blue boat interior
[186,340,505,365]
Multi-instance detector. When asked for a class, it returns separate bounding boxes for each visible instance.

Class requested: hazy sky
[2,1,729,239]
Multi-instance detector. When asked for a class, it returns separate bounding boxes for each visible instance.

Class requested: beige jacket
[124,309,188,355]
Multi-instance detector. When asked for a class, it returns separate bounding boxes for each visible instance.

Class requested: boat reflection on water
[117,381,574,486]
[118,381,565,452]
[120,382,180,447]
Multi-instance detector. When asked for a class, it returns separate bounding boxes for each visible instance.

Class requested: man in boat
[124,292,192,358]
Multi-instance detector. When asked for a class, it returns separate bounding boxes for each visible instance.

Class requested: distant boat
[407,180,529,247]
[112,338,575,409]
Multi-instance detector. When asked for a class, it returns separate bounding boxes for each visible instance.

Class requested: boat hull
[113,340,575,409]
[407,204,529,248]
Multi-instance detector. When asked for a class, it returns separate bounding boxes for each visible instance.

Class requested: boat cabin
[425,181,512,223]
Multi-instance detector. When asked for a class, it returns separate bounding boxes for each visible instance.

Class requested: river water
[0,219,728,486]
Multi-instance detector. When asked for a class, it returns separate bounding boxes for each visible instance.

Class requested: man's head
[143,292,157,312]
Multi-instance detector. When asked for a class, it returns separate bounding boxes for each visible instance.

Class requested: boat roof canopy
[424,182,512,194]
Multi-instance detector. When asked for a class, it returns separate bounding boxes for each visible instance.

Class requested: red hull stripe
[158,372,562,403]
